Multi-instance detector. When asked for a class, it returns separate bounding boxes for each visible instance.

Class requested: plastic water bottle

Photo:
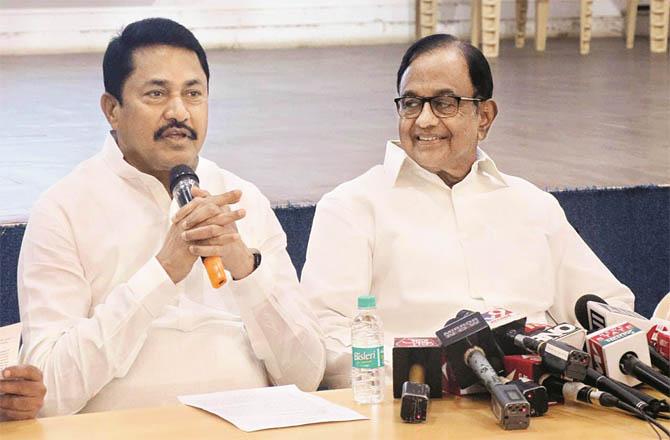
[351,295,385,403]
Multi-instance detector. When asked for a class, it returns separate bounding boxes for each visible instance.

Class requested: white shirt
[301,141,635,389]
[18,135,325,416]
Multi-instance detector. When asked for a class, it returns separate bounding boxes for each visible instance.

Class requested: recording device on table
[575,294,670,373]
[169,165,227,288]
[436,310,531,430]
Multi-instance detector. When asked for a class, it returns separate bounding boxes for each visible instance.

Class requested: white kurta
[302,141,635,389]
[18,134,325,415]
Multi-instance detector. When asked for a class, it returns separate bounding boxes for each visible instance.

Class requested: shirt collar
[101,131,207,183]
[101,132,153,183]
[382,140,508,188]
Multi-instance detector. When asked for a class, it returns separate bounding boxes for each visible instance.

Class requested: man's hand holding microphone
[156,165,256,286]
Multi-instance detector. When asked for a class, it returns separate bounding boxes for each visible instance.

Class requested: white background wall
[0,0,639,55]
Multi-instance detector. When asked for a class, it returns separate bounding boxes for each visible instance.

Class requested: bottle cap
[357,295,376,309]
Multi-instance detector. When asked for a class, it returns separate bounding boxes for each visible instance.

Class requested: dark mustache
[154,120,198,141]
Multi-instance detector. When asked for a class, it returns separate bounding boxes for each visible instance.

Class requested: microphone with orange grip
[169,164,227,288]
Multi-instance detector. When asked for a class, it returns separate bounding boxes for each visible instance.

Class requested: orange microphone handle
[202,256,227,288]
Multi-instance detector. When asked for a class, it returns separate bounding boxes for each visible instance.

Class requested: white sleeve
[229,192,325,392]
[653,293,670,320]
[546,196,636,324]
[18,199,179,417]
[300,194,374,389]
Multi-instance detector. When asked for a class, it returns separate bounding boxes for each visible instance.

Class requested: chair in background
[513,0,595,54]
[626,0,670,53]
[520,0,669,54]
[415,0,503,57]
[471,0,503,57]
[414,0,668,56]
[416,0,439,38]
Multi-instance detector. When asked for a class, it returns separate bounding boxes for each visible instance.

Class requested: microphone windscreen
[169,164,199,193]
[574,294,606,330]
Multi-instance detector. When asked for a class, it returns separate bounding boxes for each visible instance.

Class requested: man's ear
[477,99,498,141]
[100,93,121,128]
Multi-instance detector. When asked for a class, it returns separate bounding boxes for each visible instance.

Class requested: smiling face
[101,44,208,187]
[397,46,497,186]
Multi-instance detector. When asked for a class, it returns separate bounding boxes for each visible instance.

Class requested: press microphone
[657,329,670,362]
[400,364,430,423]
[611,377,669,415]
[436,311,530,430]
[504,378,549,417]
[505,329,591,381]
[539,374,620,409]
[482,308,527,355]
[526,322,587,350]
[392,337,444,399]
[586,322,670,394]
[583,366,650,414]
[169,165,227,288]
[575,294,670,373]
[466,347,531,430]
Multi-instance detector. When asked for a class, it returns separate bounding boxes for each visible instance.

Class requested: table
[0,386,665,439]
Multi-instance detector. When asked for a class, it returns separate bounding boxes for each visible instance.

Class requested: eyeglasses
[394,95,482,119]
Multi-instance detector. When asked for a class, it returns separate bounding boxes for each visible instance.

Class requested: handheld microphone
[482,309,527,355]
[169,165,227,288]
[583,366,650,414]
[466,347,531,429]
[505,329,591,381]
[505,378,549,417]
[610,377,669,415]
[392,337,443,399]
[587,322,670,394]
[436,311,530,430]
[435,310,505,389]
[539,374,620,409]
[575,294,670,373]
[400,364,430,423]
[526,322,587,350]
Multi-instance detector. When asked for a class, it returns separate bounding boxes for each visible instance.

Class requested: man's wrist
[230,248,260,280]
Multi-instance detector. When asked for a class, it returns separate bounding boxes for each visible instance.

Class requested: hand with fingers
[157,187,255,284]
[0,365,47,421]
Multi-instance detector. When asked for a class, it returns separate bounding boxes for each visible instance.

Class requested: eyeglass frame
[394,94,483,119]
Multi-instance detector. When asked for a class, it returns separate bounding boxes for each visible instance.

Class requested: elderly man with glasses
[301,34,635,389]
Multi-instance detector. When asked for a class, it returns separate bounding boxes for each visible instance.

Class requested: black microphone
[504,329,591,381]
[539,374,621,409]
[436,311,530,430]
[505,379,549,417]
[575,294,670,373]
[586,322,670,394]
[169,165,227,288]
[582,366,650,414]
[400,364,430,423]
[610,377,669,415]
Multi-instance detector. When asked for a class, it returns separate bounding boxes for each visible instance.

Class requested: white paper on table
[178,384,368,432]
[0,322,22,372]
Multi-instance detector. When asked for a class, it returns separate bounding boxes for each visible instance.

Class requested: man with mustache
[18,18,324,415]
[301,34,635,388]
